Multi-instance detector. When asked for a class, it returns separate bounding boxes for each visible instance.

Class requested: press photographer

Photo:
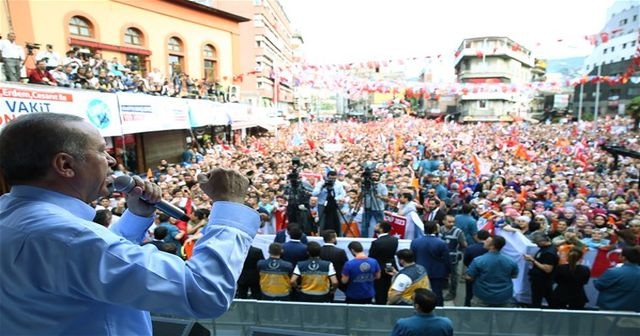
[284,158,314,234]
[312,170,346,235]
[360,168,388,238]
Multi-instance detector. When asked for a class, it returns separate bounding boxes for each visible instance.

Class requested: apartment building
[454,36,535,122]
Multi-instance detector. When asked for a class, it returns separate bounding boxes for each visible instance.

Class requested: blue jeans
[362,210,383,238]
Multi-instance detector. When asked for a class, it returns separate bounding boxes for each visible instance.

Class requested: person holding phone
[387,249,431,305]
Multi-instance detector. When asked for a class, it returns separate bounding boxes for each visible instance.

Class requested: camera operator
[312,171,346,235]
[284,165,314,235]
[0,32,25,82]
[361,170,389,238]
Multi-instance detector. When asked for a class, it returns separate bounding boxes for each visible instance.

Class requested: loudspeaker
[152,316,210,336]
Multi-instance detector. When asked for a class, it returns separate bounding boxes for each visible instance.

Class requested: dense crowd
[1,34,226,100]
[91,115,640,312]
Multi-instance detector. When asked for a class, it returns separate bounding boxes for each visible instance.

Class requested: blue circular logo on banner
[86,99,111,129]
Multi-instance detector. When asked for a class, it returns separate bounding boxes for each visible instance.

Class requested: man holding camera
[0,32,25,82]
[312,170,346,235]
[361,170,389,238]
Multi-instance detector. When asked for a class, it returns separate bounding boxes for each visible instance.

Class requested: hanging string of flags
[228,29,640,96]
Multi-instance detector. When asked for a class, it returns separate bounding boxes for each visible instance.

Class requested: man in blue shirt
[0,113,260,335]
[465,235,519,307]
[341,241,381,304]
[455,204,479,245]
[595,246,640,312]
[391,288,453,336]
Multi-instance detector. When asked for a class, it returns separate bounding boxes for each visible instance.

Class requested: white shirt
[0,39,25,59]
[35,50,61,67]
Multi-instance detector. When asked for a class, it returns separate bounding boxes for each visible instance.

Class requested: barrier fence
[153,299,640,336]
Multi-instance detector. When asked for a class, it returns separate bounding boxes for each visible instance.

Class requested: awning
[231,121,258,130]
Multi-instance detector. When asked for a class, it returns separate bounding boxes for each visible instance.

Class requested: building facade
[454,36,535,122]
[215,0,295,114]
[576,2,640,119]
[0,0,247,172]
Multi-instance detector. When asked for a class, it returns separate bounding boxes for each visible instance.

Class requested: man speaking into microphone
[0,113,259,335]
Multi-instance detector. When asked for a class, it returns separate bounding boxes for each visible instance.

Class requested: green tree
[628,96,640,131]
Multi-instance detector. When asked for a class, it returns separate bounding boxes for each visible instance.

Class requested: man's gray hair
[0,113,88,184]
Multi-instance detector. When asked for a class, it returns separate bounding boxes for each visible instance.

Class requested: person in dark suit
[410,221,450,306]
[551,247,591,309]
[274,223,309,244]
[423,198,446,227]
[281,227,308,268]
[236,245,265,299]
[462,229,489,306]
[369,221,399,305]
[319,229,349,298]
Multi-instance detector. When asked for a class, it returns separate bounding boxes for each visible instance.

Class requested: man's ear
[51,152,77,178]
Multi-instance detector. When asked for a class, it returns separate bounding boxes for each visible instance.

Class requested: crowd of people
[0,33,228,100]
[90,114,640,313]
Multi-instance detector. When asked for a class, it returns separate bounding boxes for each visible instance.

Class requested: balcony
[458,70,512,82]
[455,46,534,68]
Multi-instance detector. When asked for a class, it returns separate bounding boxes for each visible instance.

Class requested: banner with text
[117,93,190,134]
[0,83,121,137]
[187,99,230,127]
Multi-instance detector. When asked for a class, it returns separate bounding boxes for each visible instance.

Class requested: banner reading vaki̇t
[0,83,122,137]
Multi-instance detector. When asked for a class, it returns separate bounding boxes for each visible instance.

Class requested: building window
[478,100,488,109]
[623,42,627,49]
[634,14,638,21]
[168,37,183,52]
[629,87,640,96]
[69,16,92,37]
[611,46,615,52]
[126,53,147,73]
[620,18,628,25]
[603,48,607,54]
[168,37,185,77]
[124,28,143,46]
[203,44,217,81]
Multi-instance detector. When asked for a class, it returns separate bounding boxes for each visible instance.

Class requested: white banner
[117,93,190,134]
[187,100,230,127]
[0,82,121,137]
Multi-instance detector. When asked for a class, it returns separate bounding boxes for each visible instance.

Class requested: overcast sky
[280,0,626,64]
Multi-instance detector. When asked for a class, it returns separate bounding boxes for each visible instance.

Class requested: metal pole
[594,63,602,129]
[578,82,584,122]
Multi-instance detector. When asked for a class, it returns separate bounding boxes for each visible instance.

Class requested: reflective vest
[297,258,332,296]
[258,258,293,297]
[390,264,431,305]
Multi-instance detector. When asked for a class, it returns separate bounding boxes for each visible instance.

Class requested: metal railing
[153,299,640,336]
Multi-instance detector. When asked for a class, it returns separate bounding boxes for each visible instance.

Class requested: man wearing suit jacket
[423,198,446,227]
[281,227,308,268]
[319,229,349,297]
[237,245,265,299]
[411,221,450,306]
[274,223,309,244]
[369,221,399,305]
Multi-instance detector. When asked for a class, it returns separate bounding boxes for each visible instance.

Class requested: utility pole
[594,63,602,129]
[577,82,584,122]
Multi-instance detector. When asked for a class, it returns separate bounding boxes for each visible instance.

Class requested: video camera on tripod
[361,161,377,191]
[25,42,41,56]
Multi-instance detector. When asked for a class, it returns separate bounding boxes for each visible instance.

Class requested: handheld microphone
[113,175,190,222]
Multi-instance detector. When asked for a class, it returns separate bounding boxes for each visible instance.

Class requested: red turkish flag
[591,248,621,277]
[600,32,609,43]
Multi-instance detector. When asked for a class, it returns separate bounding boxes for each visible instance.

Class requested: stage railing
[153,299,640,336]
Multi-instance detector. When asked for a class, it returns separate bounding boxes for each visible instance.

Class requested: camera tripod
[359,183,385,238]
